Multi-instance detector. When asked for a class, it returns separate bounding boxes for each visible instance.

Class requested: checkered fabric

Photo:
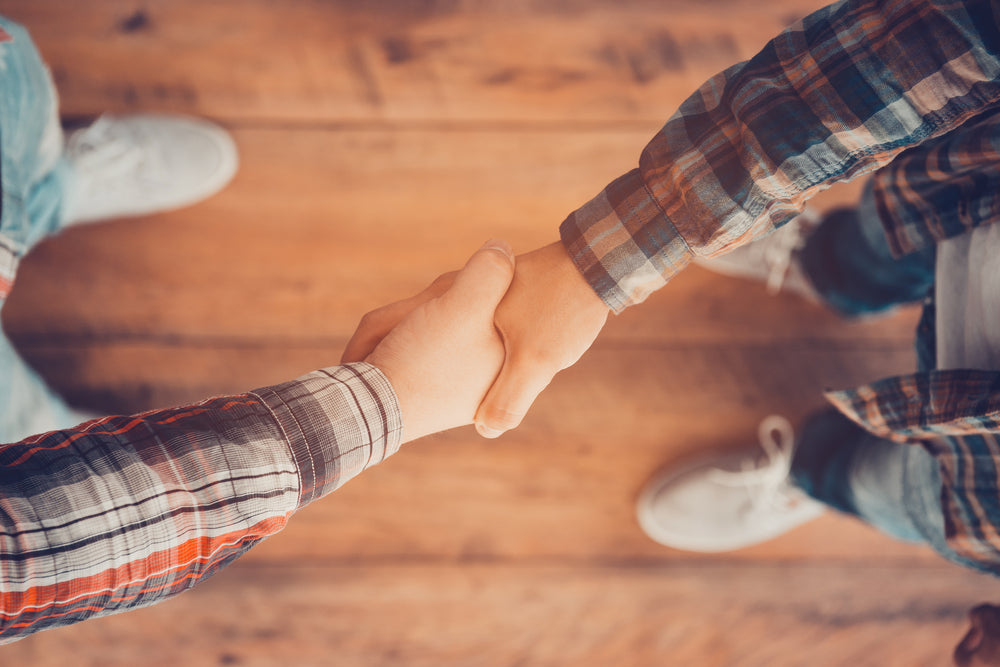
[0,363,401,642]
[560,0,1000,573]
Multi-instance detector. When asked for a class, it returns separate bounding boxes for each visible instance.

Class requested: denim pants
[0,17,80,444]
[789,181,973,565]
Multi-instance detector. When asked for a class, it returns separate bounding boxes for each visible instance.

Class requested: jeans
[791,409,947,546]
[0,17,80,444]
[800,180,937,318]
[790,175,980,569]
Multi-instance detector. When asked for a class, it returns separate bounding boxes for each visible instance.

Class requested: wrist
[366,356,423,445]
[540,240,610,314]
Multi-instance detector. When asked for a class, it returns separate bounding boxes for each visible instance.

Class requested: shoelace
[66,116,170,191]
[708,415,797,514]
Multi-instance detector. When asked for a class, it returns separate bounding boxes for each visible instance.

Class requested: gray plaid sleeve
[252,362,403,508]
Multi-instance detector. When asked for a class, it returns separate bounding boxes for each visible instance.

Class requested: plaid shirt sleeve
[0,362,402,643]
[561,0,1000,312]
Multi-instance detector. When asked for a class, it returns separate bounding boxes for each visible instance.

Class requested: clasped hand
[343,240,609,444]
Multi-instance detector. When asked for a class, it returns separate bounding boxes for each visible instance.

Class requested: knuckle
[480,406,524,431]
[358,308,386,330]
[428,271,457,294]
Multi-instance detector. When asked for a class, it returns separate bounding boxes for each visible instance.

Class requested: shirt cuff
[252,362,403,509]
[559,168,693,314]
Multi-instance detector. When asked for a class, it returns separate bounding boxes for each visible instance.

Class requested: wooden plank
[9,335,918,414]
[2,562,993,666]
[2,126,919,345]
[0,0,828,123]
[226,343,936,566]
[2,125,647,341]
[4,341,931,564]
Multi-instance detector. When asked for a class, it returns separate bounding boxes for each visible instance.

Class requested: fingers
[474,354,553,438]
[341,240,511,364]
[341,298,416,362]
[361,240,516,444]
[340,270,459,363]
[441,239,515,315]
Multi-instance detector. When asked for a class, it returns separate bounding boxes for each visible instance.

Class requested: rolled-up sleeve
[0,362,401,642]
[562,0,1000,312]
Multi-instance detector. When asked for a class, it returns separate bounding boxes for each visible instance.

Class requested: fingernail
[481,238,514,262]
[476,423,504,439]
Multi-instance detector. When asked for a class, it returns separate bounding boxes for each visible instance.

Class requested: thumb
[474,357,552,438]
[440,239,515,314]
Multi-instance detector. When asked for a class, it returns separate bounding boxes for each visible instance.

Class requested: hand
[342,271,457,364]
[474,241,609,437]
[344,240,610,440]
[362,240,515,444]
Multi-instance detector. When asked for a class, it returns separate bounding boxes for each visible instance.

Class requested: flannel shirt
[0,363,402,642]
[560,0,1000,572]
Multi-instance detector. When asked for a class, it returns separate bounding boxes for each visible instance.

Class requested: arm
[343,0,1000,437]
[562,0,1000,312]
[480,0,1000,434]
[0,366,397,642]
[0,240,514,642]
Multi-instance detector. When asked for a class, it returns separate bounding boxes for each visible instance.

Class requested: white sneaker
[636,416,825,552]
[693,210,821,301]
[62,114,238,225]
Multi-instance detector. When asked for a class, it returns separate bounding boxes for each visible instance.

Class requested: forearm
[0,362,400,642]
[563,0,1000,311]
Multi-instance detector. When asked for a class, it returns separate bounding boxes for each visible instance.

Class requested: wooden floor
[1,1,997,665]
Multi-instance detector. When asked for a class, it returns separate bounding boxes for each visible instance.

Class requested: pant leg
[0,17,83,443]
[800,180,937,316]
[0,17,70,244]
[790,408,991,573]
[0,326,90,443]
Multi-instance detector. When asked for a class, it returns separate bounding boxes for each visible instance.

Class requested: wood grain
[0,341,932,565]
[0,0,828,123]
[3,562,993,666]
[2,127,916,346]
[0,0,976,664]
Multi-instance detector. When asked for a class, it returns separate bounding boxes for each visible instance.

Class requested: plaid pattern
[561,0,1000,313]
[560,0,1000,571]
[0,362,401,642]
[873,106,1000,257]
[827,372,1000,571]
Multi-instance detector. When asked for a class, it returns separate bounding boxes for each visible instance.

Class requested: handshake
[342,239,610,444]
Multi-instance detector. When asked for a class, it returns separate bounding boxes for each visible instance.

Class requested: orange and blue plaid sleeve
[561,0,1000,312]
[0,362,401,642]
